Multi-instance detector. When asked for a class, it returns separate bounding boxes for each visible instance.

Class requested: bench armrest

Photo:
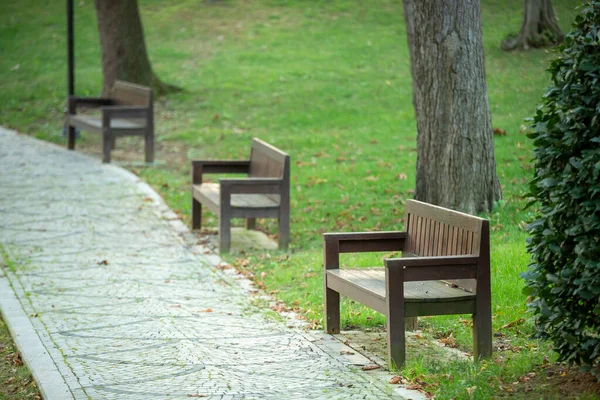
[191,160,251,184]
[102,105,150,119]
[68,96,113,113]
[220,178,283,194]
[384,255,481,282]
[324,231,407,270]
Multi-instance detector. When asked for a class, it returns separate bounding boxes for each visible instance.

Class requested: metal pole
[67,0,74,96]
[65,0,76,145]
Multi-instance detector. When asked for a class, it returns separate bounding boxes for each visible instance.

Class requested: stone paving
[0,127,409,399]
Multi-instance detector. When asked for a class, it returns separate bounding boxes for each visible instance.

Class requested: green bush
[523,1,600,376]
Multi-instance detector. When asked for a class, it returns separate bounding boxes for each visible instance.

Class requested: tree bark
[502,0,565,51]
[94,0,179,96]
[403,0,502,215]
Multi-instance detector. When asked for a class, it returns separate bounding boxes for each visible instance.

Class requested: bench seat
[68,115,147,135]
[326,269,476,316]
[193,183,281,216]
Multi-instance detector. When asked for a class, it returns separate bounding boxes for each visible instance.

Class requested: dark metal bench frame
[191,138,290,253]
[65,80,154,163]
[324,199,492,368]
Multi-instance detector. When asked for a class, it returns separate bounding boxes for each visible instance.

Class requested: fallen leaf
[406,384,423,390]
[199,308,213,313]
[340,350,355,355]
[97,260,109,265]
[389,375,402,384]
[502,318,525,329]
[362,365,380,371]
[466,386,477,396]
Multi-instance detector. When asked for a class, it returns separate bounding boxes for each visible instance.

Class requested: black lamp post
[67,0,74,96]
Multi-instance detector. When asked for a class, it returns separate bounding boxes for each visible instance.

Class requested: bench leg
[473,304,493,361]
[405,317,418,331]
[191,197,202,230]
[386,267,406,369]
[219,215,231,253]
[102,128,111,163]
[324,287,340,334]
[145,129,154,163]
[67,125,76,150]
[246,218,256,230]
[278,214,290,251]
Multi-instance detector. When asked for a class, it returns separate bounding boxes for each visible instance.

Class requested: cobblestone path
[0,128,402,399]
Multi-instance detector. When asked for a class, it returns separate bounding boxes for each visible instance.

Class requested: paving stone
[0,127,412,399]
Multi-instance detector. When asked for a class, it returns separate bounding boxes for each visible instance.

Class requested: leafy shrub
[523,1,600,376]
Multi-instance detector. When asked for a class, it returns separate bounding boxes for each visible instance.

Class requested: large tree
[403,0,502,214]
[94,0,178,96]
[502,0,565,51]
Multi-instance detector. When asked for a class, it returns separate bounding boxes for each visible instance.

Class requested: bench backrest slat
[403,199,486,292]
[111,80,152,107]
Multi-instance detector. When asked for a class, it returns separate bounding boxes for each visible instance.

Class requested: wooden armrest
[102,105,149,119]
[384,255,480,282]
[191,160,251,184]
[220,178,283,194]
[68,96,113,113]
[324,231,406,255]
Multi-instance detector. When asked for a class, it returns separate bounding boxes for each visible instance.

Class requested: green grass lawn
[1,0,598,398]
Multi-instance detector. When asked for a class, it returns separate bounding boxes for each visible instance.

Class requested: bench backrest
[248,138,290,202]
[249,139,290,179]
[403,199,488,292]
[110,80,153,107]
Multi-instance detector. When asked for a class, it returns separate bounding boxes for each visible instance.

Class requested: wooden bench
[324,199,492,368]
[191,138,290,253]
[66,80,154,163]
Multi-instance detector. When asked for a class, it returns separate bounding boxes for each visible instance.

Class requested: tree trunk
[94,0,179,96]
[502,0,565,51]
[403,0,502,215]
